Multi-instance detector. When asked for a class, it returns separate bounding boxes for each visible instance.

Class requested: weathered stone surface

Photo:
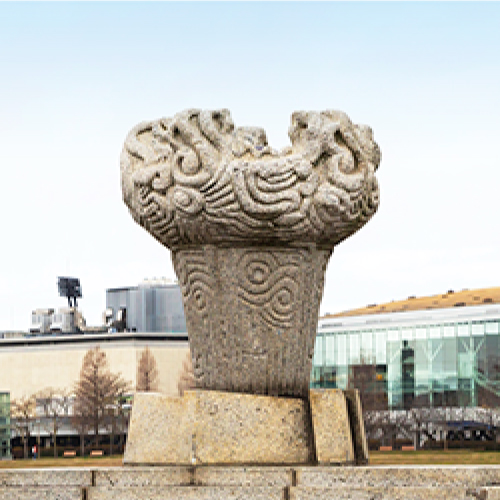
[124,390,313,465]
[309,389,354,464]
[95,466,293,488]
[194,467,293,487]
[2,466,500,500]
[0,469,91,486]
[192,390,313,464]
[121,109,380,248]
[344,389,369,464]
[124,392,192,465]
[172,244,330,398]
[95,467,193,487]
[296,465,500,488]
[289,486,473,500]
[0,487,83,500]
[88,486,284,500]
[121,109,380,397]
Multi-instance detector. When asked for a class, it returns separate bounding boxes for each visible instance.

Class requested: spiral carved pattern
[171,248,217,385]
[171,245,329,398]
[121,109,380,249]
[238,251,299,329]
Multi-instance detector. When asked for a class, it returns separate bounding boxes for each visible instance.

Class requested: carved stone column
[121,108,380,399]
[172,244,330,398]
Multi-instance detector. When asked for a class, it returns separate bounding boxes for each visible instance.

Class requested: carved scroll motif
[121,109,380,250]
[237,251,299,330]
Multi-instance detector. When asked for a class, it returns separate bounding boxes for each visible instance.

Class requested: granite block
[123,392,192,465]
[96,466,292,487]
[0,487,83,500]
[309,389,354,464]
[88,486,284,500]
[124,390,313,465]
[296,466,500,488]
[194,466,293,486]
[1,466,500,500]
[95,467,193,487]
[289,486,471,500]
[191,390,312,465]
[0,469,91,487]
[344,389,369,464]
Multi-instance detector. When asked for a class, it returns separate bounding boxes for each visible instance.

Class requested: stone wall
[2,466,500,499]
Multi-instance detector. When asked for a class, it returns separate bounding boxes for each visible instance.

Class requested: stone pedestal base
[124,389,368,466]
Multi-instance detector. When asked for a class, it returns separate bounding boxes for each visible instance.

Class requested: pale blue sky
[1,3,499,330]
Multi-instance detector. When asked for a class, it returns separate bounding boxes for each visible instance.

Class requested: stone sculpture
[121,109,380,399]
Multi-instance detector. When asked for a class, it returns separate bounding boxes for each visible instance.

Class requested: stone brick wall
[1,466,500,499]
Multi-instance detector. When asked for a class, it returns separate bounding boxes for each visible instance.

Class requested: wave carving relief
[238,251,300,330]
[121,109,380,249]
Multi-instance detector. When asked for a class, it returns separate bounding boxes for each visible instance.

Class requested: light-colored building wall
[0,333,189,401]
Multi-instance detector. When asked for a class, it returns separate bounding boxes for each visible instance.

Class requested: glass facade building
[0,392,10,459]
[313,304,500,411]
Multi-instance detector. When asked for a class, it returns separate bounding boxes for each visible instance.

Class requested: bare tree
[12,395,36,459]
[103,394,132,456]
[136,347,159,392]
[37,388,72,458]
[177,351,195,397]
[71,403,89,457]
[73,347,130,451]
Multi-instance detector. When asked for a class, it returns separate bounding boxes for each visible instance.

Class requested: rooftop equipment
[57,277,82,307]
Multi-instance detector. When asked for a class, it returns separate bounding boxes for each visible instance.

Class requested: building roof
[106,278,179,293]
[323,286,500,319]
[0,331,188,349]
